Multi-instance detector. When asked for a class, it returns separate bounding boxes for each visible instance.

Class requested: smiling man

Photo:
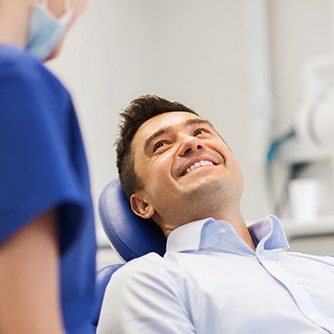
[97,95,334,334]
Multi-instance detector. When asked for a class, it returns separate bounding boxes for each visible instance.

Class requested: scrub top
[0,44,96,334]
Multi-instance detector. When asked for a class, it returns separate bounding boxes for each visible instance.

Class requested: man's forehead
[130,112,204,157]
[136,111,205,139]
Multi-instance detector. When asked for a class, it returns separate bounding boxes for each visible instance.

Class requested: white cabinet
[283,216,334,256]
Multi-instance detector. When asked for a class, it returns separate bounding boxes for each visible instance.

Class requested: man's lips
[179,155,221,177]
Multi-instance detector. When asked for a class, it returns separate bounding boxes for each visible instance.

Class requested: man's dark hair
[115,95,198,199]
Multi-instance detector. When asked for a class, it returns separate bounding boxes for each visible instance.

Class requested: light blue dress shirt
[97,215,334,334]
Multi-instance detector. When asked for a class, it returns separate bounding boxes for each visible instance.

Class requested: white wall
[48,0,333,241]
[268,0,333,133]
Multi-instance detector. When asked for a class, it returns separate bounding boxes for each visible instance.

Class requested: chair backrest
[98,178,166,262]
[92,264,123,327]
[92,179,167,329]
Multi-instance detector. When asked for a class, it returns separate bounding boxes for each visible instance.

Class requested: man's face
[130,112,244,230]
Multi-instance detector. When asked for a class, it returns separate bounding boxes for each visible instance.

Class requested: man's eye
[153,141,167,152]
[194,128,210,136]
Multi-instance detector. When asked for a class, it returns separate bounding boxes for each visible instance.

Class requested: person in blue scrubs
[0,1,96,333]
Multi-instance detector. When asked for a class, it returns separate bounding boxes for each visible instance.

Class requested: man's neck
[214,209,256,251]
[0,1,31,48]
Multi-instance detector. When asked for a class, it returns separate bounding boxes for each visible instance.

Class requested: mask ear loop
[60,0,74,23]
[64,0,71,11]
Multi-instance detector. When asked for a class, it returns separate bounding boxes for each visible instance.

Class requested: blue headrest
[98,179,166,262]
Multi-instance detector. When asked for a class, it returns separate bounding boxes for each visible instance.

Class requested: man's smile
[183,160,215,176]
[178,155,222,177]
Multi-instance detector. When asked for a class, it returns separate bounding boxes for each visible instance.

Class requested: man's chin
[175,176,230,219]
[180,173,225,193]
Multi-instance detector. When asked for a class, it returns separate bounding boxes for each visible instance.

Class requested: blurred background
[48,0,334,266]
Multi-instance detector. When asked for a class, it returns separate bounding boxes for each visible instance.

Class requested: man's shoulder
[112,253,167,280]
[105,252,184,299]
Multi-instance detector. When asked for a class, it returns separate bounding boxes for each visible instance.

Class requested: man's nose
[178,136,203,157]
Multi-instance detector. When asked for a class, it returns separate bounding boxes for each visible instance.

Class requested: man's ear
[130,193,155,219]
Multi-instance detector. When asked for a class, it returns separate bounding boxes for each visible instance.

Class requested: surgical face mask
[25,0,74,61]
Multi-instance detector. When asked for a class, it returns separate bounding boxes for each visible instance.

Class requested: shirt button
[218,227,226,234]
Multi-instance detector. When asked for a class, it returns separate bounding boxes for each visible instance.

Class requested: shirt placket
[255,249,332,333]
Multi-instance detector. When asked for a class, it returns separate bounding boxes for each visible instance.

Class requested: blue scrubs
[0,45,96,334]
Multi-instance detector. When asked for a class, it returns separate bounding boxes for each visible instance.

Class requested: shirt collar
[248,215,290,252]
[166,218,211,253]
[166,215,289,255]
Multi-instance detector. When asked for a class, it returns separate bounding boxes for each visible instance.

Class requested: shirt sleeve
[0,60,85,252]
[97,254,196,334]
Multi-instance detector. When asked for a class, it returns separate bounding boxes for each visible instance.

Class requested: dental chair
[91,178,166,330]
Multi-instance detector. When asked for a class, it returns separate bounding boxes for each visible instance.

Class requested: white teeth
[185,160,214,175]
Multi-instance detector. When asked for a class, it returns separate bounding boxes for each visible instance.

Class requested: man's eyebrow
[144,126,171,153]
[143,118,215,153]
[185,118,215,129]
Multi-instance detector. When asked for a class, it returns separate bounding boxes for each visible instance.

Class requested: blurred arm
[0,211,64,334]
